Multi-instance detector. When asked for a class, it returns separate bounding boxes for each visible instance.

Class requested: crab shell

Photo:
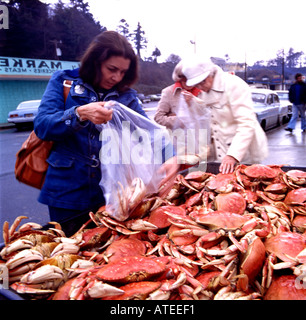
[243,164,279,179]
[196,271,221,290]
[189,210,252,231]
[264,231,306,262]
[79,227,111,250]
[148,205,186,229]
[104,238,147,263]
[128,197,157,219]
[263,183,288,194]
[285,170,306,184]
[239,237,266,282]
[205,173,237,193]
[96,256,166,283]
[184,171,212,182]
[168,225,198,246]
[264,275,306,300]
[102,281,162,300]
[292,215,306,233]
[52,277,76,300]
[214,192,246,215]
[284,188,306,205]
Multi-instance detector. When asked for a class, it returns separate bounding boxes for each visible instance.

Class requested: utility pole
[190,33,196,54]
[244,52,247,82]
[50,40,62,60]
[282,55,285,90]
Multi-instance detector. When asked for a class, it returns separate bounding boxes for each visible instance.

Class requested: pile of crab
[1,163,306,300]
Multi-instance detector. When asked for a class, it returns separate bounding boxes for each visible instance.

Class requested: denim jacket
[34,68,147,211]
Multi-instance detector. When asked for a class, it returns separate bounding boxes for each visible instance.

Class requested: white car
[7,100,40,128]
[275,90,292,118]
[251,89,289,131]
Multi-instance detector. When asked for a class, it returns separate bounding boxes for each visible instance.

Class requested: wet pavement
[262,119,306,168]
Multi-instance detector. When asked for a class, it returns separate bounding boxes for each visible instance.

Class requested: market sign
[0,56,79,79]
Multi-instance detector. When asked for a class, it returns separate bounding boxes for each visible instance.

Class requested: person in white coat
[182,60,268,174]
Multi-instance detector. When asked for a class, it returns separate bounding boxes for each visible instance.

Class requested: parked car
[251,89,289,131]
[275,90,292,118]
[7,100,41,128]
[137,93,150,103]
[148,94,161,101]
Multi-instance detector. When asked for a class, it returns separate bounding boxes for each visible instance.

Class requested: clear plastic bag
[96,101,172,221]
[171,94,211,161]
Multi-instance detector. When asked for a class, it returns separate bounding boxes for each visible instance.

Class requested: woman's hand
[182,91,194,106]
[158,156,180,198]
[219,155,239,174]
[76,102,113,124]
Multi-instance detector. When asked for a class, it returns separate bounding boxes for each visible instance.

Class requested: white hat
[172,60,184,82]
[183,61,215,87]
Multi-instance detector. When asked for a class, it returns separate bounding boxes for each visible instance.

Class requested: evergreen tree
[116,19,131,40]
[152,47,161,63]
[131,22,147,59]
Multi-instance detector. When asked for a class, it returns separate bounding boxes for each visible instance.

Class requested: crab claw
[10,282,56,295]
[296,248,306,264]
[18,222,42,233]
[86,280,124,298]
[126,219,158,231]
[128,178,147,210]
[0,239,34,258]
[20,265,64,284]
[50,243,80,257]
[6,249,44,270]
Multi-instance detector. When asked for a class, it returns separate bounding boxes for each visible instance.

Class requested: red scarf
[173,81,202,97]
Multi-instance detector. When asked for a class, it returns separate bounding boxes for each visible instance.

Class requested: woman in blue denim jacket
[34,31,157,222]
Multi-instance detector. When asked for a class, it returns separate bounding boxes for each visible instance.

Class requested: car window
[277,92,288,100]
[273,94,279,103]
[17,100,40,109]
[267,95,273,105]
[251,93,265,104]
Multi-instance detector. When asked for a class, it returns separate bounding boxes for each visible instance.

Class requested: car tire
[15,124,24,131]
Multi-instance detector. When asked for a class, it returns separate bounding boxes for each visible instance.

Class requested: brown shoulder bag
[15,80,73,189]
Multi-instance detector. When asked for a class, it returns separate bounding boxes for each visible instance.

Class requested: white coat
[205,67,268,163]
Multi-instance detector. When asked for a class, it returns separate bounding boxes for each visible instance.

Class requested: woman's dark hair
[79,31,138,91]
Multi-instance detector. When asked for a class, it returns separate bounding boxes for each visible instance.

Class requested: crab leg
[9,216,28,238]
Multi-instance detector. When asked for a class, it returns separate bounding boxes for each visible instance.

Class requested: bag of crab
[97,101,173,221]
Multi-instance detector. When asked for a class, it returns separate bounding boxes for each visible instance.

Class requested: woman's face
[100,56,131,89]
[180,77,194,91]
[196,75,214,92]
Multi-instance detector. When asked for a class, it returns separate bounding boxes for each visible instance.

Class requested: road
[0,101,305,234]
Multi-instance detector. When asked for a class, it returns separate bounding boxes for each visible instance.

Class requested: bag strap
[63,80,73,103]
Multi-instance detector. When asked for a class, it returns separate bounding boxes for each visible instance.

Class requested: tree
[1,0,50,58]
[286,48,304,68]
[131,22,147,59]
[49,0,105,60]
[116,19,131,40]
[165,54,181,65]
[70,0,90,13]
[267,48,304,69]
[152,47,161,63]
[0,0,106,60]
